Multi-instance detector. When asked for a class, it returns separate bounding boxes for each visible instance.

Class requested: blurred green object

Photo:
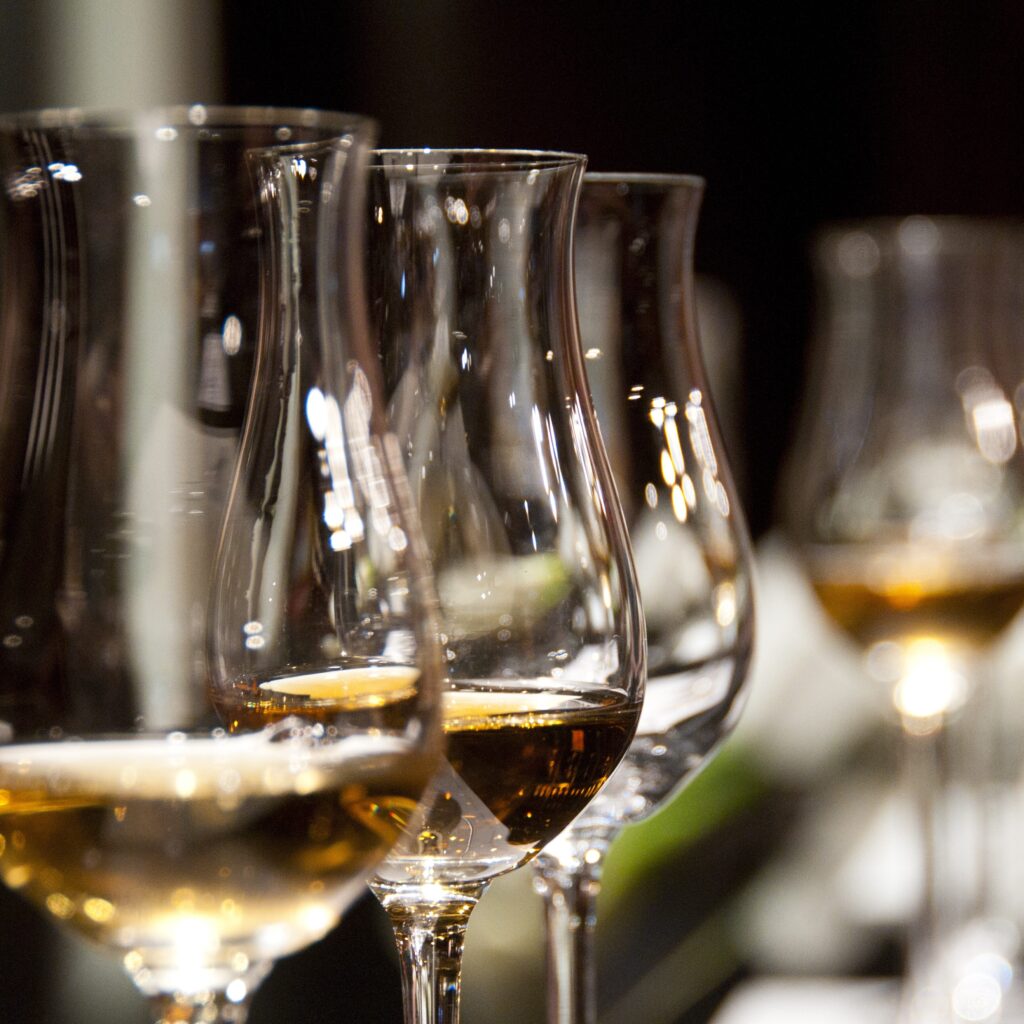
[601,742,767,912]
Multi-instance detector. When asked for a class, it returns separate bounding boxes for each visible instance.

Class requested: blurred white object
[711,977,899,1024]
[25,0,220,109]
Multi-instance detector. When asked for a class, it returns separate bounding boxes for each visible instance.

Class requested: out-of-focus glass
[532,173,755,1024]
[782,217,1024,1024]
[365,149,646,1024]
[0,106,441,1024]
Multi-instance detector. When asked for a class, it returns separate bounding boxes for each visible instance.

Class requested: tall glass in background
[365,150,646,1024]
[0,107,441,1024]
[782,217,1024,1024]
[531,174,755,1024]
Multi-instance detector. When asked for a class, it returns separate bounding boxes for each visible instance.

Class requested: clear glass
[781,217,1024,1024]
[531,173,755,1024]
[364,150,646,1024]
[0,106,441,1024]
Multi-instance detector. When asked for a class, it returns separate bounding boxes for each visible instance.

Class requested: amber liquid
[810,551,1024,649]
[375,683,639,886]
[221,671,638,885]
[0,730,432,983]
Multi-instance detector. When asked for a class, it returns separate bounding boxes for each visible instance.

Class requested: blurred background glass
[5,2,1024,1022]
[781,217,1024,1024]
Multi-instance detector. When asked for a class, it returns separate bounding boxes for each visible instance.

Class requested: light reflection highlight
[660,450,676,486]
[952,971,1003,1022]
[889,637,968,729]
[48,162,82,183]
[971,396,1016,464]
[958,366,1017,463]
[671,485,687,522]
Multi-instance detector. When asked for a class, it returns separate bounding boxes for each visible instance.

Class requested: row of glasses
[0,108,752,1024]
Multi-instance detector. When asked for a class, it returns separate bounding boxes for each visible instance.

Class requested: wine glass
[781,217,1024,1023]
[0,107,441,1024]
[529,173,755,1024]
[363,149,646,1024]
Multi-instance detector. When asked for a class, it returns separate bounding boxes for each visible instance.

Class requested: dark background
[224,0,1024,536]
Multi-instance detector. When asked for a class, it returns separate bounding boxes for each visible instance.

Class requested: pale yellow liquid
[0,730,432,983]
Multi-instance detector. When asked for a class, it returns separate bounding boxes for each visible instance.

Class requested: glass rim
[372,147,587,171]
[583,171,705,190]
[0,103,375,136]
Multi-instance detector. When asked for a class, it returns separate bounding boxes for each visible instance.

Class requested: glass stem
[382,882,486,1024]
[900,686,982,1018]
[147,991,252,1024]
[534,844,609,1024]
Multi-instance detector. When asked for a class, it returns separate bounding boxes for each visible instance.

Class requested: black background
[224,0,1024,535]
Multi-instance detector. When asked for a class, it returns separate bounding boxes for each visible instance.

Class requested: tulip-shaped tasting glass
[531,173,755,1024]
[0,107,441,1024]
[364,150,646,1024]
[781,217,1024,1023]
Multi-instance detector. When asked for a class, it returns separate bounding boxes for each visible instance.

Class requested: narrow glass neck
[576,180,703,366]
[247,137,378,426]
[369,156,586,400]
[133,955,270,1023]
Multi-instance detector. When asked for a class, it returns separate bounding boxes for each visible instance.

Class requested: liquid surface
[0,727,432,991]
[216,664,423,732]
[807,546,1024,649]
